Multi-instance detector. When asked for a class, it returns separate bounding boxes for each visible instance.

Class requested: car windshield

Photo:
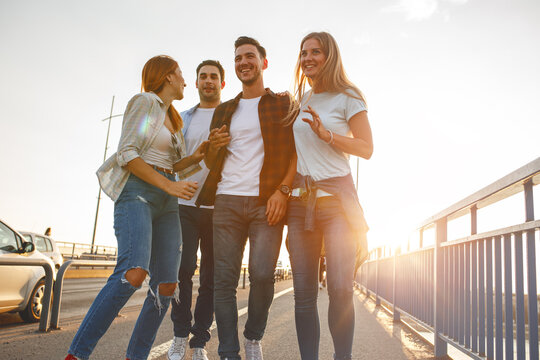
[0,222,19,253]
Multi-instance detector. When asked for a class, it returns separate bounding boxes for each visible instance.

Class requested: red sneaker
[65,355,78,360]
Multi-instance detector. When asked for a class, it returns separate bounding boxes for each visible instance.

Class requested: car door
[0,222,35,312]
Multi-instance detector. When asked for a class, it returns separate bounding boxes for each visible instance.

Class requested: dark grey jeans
[213,195,283,360]
[170,204,214,349]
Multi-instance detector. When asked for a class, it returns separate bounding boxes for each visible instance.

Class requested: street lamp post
[90,96,123,254]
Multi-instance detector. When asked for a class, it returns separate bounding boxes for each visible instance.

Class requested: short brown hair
[196,59,225,82]
[234,36,266,59]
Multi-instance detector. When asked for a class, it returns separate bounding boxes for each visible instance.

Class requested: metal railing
[357,157,539,360]
[56,241,117,260]
[50,259,117,329]
[0,257,55,332]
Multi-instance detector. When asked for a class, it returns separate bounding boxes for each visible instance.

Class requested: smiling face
[234,44,267,85]
[168,66,186,100]
[196,65,224,103]
[300,37,327,80]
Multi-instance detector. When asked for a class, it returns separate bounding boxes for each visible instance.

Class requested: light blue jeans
[288,196,357,360]
[68,172,182,360]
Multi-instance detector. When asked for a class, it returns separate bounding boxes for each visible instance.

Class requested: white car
[0,219,55,322]
[20,231,64,270]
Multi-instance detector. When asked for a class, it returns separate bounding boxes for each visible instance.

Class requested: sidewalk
[1,279,436,359]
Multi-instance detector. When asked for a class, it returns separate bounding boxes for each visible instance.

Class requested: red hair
[141,55,183,132]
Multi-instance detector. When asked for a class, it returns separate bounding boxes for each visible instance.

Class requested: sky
[1,0,539,256]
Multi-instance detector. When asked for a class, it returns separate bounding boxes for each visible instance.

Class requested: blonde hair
[284,32,366,125]
[141,55,183,132]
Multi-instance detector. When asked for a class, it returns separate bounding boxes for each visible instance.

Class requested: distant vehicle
[19,231,63,270]
[274,260,291,280]
[0,219,55,322]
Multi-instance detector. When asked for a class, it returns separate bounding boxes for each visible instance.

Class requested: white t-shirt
[178,108,214,208]
[217,97,264,196]
[293,90,367,181]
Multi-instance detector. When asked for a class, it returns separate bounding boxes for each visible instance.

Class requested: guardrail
[50,259,117,329]
[0,257,55,332]
[56,241,117,259]
[357,157,539,360]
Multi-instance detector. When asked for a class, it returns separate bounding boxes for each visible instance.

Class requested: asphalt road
[0,278,434,359]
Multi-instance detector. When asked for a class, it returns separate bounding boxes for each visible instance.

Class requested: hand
[166,180,198,200]
[209,125,231,151]
[265,190,288,226]
[302,106,331,143]
[192,140,209,162]
[276,91,290,97]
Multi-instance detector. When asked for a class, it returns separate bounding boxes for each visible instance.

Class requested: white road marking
[148,286,294,359]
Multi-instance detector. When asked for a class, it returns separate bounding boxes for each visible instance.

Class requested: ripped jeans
[68,172,181,360]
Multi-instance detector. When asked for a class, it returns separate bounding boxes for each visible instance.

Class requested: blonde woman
[285,32,373,360]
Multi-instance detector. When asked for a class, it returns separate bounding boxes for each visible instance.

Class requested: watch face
[280,185,291,195]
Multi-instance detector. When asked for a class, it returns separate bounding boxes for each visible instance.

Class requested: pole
[91,96,115,254]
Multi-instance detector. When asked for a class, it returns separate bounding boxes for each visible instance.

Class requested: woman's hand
[166,180,198,200]
[192,140,209,162]
[302,106,331,143]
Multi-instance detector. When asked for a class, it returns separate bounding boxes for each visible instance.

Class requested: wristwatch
[278,184,291,197]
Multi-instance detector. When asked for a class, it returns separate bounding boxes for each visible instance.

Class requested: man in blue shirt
[168,60,225,360]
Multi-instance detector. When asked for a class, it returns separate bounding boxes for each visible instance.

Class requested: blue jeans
[213,195,283,360]
[287,196,357,360]
[68,173,181,360]
[170,204,214,348]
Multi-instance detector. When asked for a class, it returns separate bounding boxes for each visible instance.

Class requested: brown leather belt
[152,165,174,175]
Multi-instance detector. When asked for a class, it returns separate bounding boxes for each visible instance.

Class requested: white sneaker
[244,337,263,360]
[192,347,209,360]
[167,336,188,360]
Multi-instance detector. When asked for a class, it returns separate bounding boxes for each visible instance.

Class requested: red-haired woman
[66,55,207,360]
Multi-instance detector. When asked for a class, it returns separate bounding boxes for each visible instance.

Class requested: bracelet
[324,130,334,144]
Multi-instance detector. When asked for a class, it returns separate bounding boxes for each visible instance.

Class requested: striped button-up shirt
[196,89,295,207]
[96,92,188,201]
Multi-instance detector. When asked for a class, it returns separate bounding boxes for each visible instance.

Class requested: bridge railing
[56,241,117,260]
[357,157,539,360]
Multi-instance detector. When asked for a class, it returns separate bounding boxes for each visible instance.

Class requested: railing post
[523,179,539,360]
[470,204,477,235]
[375,247,381,306]
[434,217,448,358]
[393,247,400,322]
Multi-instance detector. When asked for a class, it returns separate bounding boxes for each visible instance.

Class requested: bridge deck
[0,279,434,359]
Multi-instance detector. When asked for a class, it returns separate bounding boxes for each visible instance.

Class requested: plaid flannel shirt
[196,89,294,207]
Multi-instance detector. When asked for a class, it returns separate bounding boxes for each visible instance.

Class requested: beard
[237,68,262,86]
[198,88,219,103]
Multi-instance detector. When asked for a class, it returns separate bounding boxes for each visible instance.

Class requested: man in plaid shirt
[196,36,296,360]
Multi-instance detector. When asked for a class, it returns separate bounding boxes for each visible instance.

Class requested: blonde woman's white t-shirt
[293,90,367,181]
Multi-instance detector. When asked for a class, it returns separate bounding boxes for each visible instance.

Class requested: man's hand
[265,190,288,226]
[209,125,231,151]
